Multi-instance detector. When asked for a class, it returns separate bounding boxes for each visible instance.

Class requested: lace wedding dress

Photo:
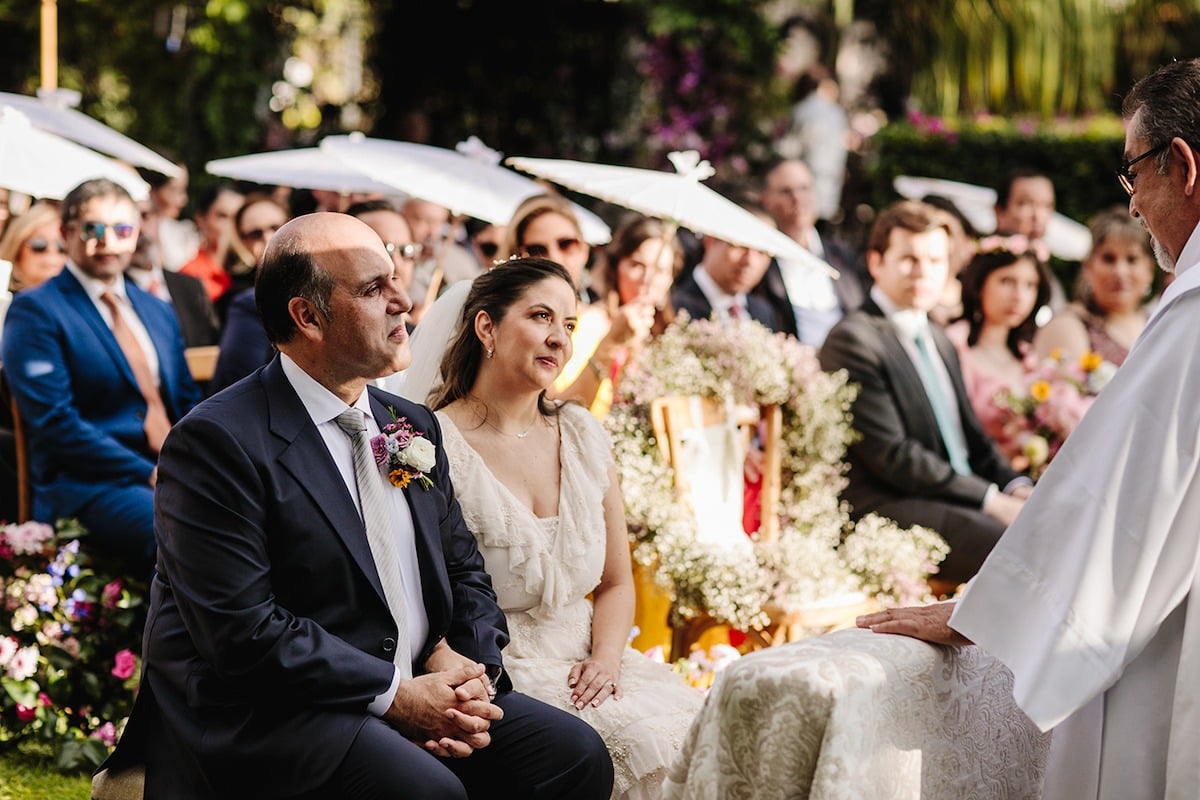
[438,403,705,799]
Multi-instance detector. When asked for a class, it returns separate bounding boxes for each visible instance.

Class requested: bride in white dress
[428,257,704,800]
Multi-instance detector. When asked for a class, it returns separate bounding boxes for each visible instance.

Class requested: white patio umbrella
[893,175,1091,261]
[319,133,611,245]
[0,105,149,201]
[0,89,182,178]
[205,147,402,196]
[506,150,837,278]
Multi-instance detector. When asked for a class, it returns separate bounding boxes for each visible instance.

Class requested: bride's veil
[382,279,473,405]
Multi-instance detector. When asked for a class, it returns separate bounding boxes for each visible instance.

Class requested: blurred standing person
[772,16,848,224]
[216,193,289,322]
[1034,209,1157,368]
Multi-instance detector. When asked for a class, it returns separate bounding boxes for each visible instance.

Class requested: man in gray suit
[818,200,1030,584]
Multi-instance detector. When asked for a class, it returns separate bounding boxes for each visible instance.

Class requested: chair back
[649,395,782,542]
[184,345,219,382]
[0,367,31,523]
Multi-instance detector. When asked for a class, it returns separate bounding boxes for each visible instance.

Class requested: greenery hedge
[867,113,1130,229]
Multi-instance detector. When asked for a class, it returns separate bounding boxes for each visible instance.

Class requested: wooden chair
[184,345,219,383]
[650,394,877,659]
[0,367,31,523]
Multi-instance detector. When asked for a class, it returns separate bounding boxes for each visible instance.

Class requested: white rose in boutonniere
[369,409,436,490]
[398,437,436,473]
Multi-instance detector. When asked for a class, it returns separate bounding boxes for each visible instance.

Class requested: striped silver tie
[336,409,413,678]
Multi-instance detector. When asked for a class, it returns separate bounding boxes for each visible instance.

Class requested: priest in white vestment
[859,57,1200,800]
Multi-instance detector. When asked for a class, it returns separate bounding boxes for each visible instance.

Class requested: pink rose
[4,521,54,556]
[112,649,137,680]
[101,580,123,608]
[90,722,118,746]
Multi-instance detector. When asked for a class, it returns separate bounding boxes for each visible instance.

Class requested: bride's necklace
[483,416,534,439]
[471,396,539,439]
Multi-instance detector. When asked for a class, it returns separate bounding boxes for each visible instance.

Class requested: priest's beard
[1152,238,1176,274]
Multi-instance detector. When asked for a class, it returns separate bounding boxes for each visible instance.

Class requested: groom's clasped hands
[385,657,504,759]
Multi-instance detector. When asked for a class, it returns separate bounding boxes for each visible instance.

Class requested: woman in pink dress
[945,236,1072,474]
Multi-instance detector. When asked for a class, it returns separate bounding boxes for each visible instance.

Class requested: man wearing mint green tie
[819,200,1031,584]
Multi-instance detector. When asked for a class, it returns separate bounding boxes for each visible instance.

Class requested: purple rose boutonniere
[370,410,436,490]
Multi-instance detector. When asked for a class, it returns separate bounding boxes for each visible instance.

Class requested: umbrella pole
[421,218,455,311]
[40,0,57,91]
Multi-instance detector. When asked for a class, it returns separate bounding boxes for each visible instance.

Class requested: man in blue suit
[98,212,613,798]
[1,179,200,575]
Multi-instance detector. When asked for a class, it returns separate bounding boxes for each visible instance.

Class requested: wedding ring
[608,681,617,690]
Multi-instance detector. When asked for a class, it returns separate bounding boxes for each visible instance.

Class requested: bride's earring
[486,347,494,359]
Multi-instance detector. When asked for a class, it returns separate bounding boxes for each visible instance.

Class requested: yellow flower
[1049,347,1063,362]
[388,469,413,489]
[1029,380,1052,403]
[1079,351,1104,372]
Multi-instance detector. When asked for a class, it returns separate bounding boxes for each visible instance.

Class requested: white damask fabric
[439,403,705,800]
[663,627,1049,800]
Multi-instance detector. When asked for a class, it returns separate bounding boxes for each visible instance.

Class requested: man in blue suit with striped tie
[1,178,200,576]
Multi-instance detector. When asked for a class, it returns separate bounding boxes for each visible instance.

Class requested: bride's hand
[567,659,622,708]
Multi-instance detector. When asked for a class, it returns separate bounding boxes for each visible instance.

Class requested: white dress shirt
[693,264,749,321]
[280,354,429,713]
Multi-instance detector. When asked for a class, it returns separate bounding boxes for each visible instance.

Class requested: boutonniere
[370,409,436,490]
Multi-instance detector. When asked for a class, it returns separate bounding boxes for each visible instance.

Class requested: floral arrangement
[605,315,949,632]
[1,518,145,772]
[372,408,436,490]
[992,348,1113,478]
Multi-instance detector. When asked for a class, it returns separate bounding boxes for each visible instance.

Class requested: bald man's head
[256,212,383,344]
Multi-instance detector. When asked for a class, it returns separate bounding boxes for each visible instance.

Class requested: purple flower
[370,434,389,466]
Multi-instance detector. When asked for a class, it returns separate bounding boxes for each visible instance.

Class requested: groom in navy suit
[1,179,200,575]
[99,212,613,798]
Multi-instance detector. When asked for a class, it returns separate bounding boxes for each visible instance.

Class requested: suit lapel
[58,270,141,395]
[265,361,388,603]
[862,301,943,443]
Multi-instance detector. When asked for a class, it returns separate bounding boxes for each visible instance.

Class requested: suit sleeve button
[381,637,396,653]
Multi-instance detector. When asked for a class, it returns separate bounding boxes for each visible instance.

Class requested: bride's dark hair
[429,257,576,413]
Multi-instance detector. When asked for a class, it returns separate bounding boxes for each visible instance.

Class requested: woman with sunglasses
[216,193,289,323]
[0,202,68,297]
[206,195,290,395]
[0,202,68,347]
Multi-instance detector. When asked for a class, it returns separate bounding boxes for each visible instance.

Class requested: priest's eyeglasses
[1117,142,1169,196]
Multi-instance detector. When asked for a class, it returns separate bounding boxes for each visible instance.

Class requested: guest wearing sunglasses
[465,216,505,272]
[347,199,426,324]
[214,193,289,324]
[0,202,68,296]
[1,179,201,577]
[206,195,291,396]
